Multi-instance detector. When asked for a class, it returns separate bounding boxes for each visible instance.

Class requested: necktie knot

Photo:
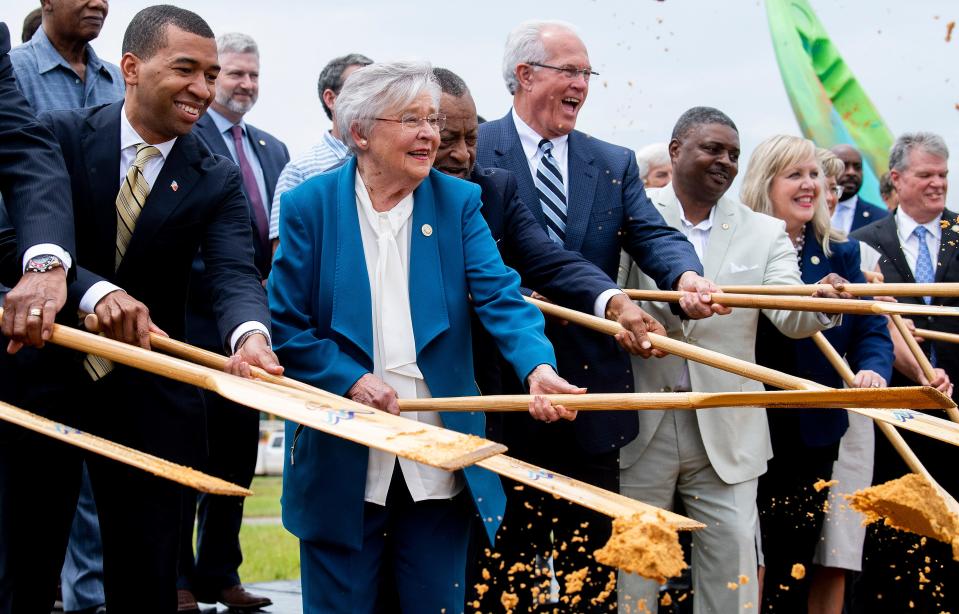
[538,138,554,156]
[133,143,161,169]
[914,226,929,239]
[230,124,244,142]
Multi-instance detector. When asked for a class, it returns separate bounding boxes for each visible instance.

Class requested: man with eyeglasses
[830,144,887,234]
[476,19,725,610]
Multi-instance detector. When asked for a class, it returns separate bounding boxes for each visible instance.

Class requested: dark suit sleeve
[0,23,75,265]
[840,240,894,380]
[619,152,702,289]
[203,165,271,348]
[498,172,617,313]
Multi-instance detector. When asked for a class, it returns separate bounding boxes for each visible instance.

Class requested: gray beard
[217,94,255,115]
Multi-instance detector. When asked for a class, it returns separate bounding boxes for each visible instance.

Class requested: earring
[359,139,368,146]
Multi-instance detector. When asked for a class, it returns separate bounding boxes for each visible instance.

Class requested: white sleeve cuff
[230,321,271,354]
[817,312,841,328]
[594,288,627,318]
[22,244,73,273]
[79,281,123,314]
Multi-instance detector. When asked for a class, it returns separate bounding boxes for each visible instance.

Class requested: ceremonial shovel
[524,297,959,447]
[715,282,959,298]
[78,315,703,529]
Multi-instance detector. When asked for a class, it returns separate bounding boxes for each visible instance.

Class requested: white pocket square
[729,263,759,273]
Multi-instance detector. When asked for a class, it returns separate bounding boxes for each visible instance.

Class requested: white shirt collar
[120,103,177,160]
[896,205,942,243]
[836,194,857,212]
[511,107,568,164]
[678,202,716,231]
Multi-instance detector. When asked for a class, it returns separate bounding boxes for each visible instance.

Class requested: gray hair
[216,32,258,58]
[501,20,578,95]
[334,60,440,152]
[636,143,670,181]
[889,132,949,172]
[317,53,374,120]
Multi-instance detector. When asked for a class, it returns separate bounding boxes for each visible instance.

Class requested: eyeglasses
[527,62,599,81]
[830,185,844,198]
[373,113,447,132]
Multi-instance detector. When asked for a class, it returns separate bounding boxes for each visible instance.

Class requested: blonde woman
[740,135,892,614]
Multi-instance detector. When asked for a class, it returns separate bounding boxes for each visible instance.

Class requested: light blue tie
[913,226,937,366]
[913,226,935,303]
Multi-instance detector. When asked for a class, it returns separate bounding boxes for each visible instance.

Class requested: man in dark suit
[850,132,957,613]
[0,21,75,354]
[830,144,887,233]
[182,31,288,613]
[475,21,724,609]
[0,8,281,613]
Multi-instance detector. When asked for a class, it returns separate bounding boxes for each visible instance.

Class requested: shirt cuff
[594,288,627,318]
[817,312,841,328]
[229,321,271,354]
[79,281,123,314]
[22,244,73,273]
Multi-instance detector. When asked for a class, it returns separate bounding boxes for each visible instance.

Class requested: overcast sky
[4,0,957,199]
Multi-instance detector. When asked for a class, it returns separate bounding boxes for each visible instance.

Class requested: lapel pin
[721,223,730,230]
[863,210,870,218]
[952,225,959,234]
[170,180,179,192]
[810,255,821,265]
[421,224,433,237]
[258,139,266,146]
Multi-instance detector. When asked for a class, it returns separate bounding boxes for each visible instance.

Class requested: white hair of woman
[636,142,670,182]
[501,19,579,95]
[334,60,441,152]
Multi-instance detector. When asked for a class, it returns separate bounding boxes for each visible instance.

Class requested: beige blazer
[619,184,830,484]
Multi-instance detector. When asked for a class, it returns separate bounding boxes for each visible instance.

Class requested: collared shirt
[81,105,267,351]
[354,172,463,505]
[831,195,858,236]
[673,204,716,392]
[269,131,351,239]
[206,108,270,221]
[9,26,124,113]
[511,108,569,197]
[895,206,942,276]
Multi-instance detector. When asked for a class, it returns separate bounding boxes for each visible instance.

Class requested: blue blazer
[849,197,888,233]
[268,157,556,549]
[477,112,701,453]
[757,226,892,447]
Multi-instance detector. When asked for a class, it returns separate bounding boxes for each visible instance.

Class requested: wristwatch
[24,254,64,274]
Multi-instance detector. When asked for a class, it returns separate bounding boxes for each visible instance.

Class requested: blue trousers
[61,465,105,611]
[299,470,472,614]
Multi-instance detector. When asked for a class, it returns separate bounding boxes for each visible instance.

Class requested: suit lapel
[800,226,831,284]
[936,209,959,282]
[329,158,374,363]
[193,114,231,159]
[81,103,123,270]
[491,114,542,227]
[874,214,916,283]
[563,131,597,253]
[119,136,201,271]
[702,195,736,280]
[409,172,451,354]
[247,125,283,205]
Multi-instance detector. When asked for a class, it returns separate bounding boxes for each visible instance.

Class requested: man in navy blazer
[184,32,288,612]
[476,21,724,608]
[830,144,887,234]
[0,21,75,353]
[0,9,281,612]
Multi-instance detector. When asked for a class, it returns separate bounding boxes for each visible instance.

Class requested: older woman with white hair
[636,141,671,188]
[268,60,581,612]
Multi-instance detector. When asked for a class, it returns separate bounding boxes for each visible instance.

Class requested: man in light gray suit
[618,108,839,613]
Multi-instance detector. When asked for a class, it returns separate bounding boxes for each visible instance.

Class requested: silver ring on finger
[28,307,42,318]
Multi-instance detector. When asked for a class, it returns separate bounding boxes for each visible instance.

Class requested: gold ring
[28,307,42,318]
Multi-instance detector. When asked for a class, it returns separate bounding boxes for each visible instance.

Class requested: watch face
[26,255,63,273]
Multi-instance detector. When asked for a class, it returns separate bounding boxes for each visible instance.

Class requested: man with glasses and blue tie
[476,19,726,610]
[851,132,959,613]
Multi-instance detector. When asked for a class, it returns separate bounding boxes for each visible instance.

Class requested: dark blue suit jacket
[477,112,701,453]
[849,196,887,233]
[269,158,555,549]
[756,226,892,447]
[27,101,269,464]
[0,22,75,270]
[188,112,289,350]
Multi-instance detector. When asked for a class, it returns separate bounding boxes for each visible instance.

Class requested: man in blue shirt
[9,0,123,111]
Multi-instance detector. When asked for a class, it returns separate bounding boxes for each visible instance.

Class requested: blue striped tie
[535,139,567,244]
[913,226,938,366]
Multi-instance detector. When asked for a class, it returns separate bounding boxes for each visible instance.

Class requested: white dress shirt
[510,108,623,317]
[354,171,463,505]
[673,205,716,391]
[80,104,268,352]
[895,206,942,275]
[830,195,858,236]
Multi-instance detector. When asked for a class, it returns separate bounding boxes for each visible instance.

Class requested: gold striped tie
[84,143,162,380]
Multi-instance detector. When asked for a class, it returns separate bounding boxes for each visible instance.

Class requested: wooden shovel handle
[914,327,959,345]
[889,314,959,423]
[716,282,959,298]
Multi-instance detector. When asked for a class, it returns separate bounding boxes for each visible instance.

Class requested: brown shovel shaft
[623,289,959,318]
[915,328,959,345]
[0,400,251,496]
[717,282,959,298]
